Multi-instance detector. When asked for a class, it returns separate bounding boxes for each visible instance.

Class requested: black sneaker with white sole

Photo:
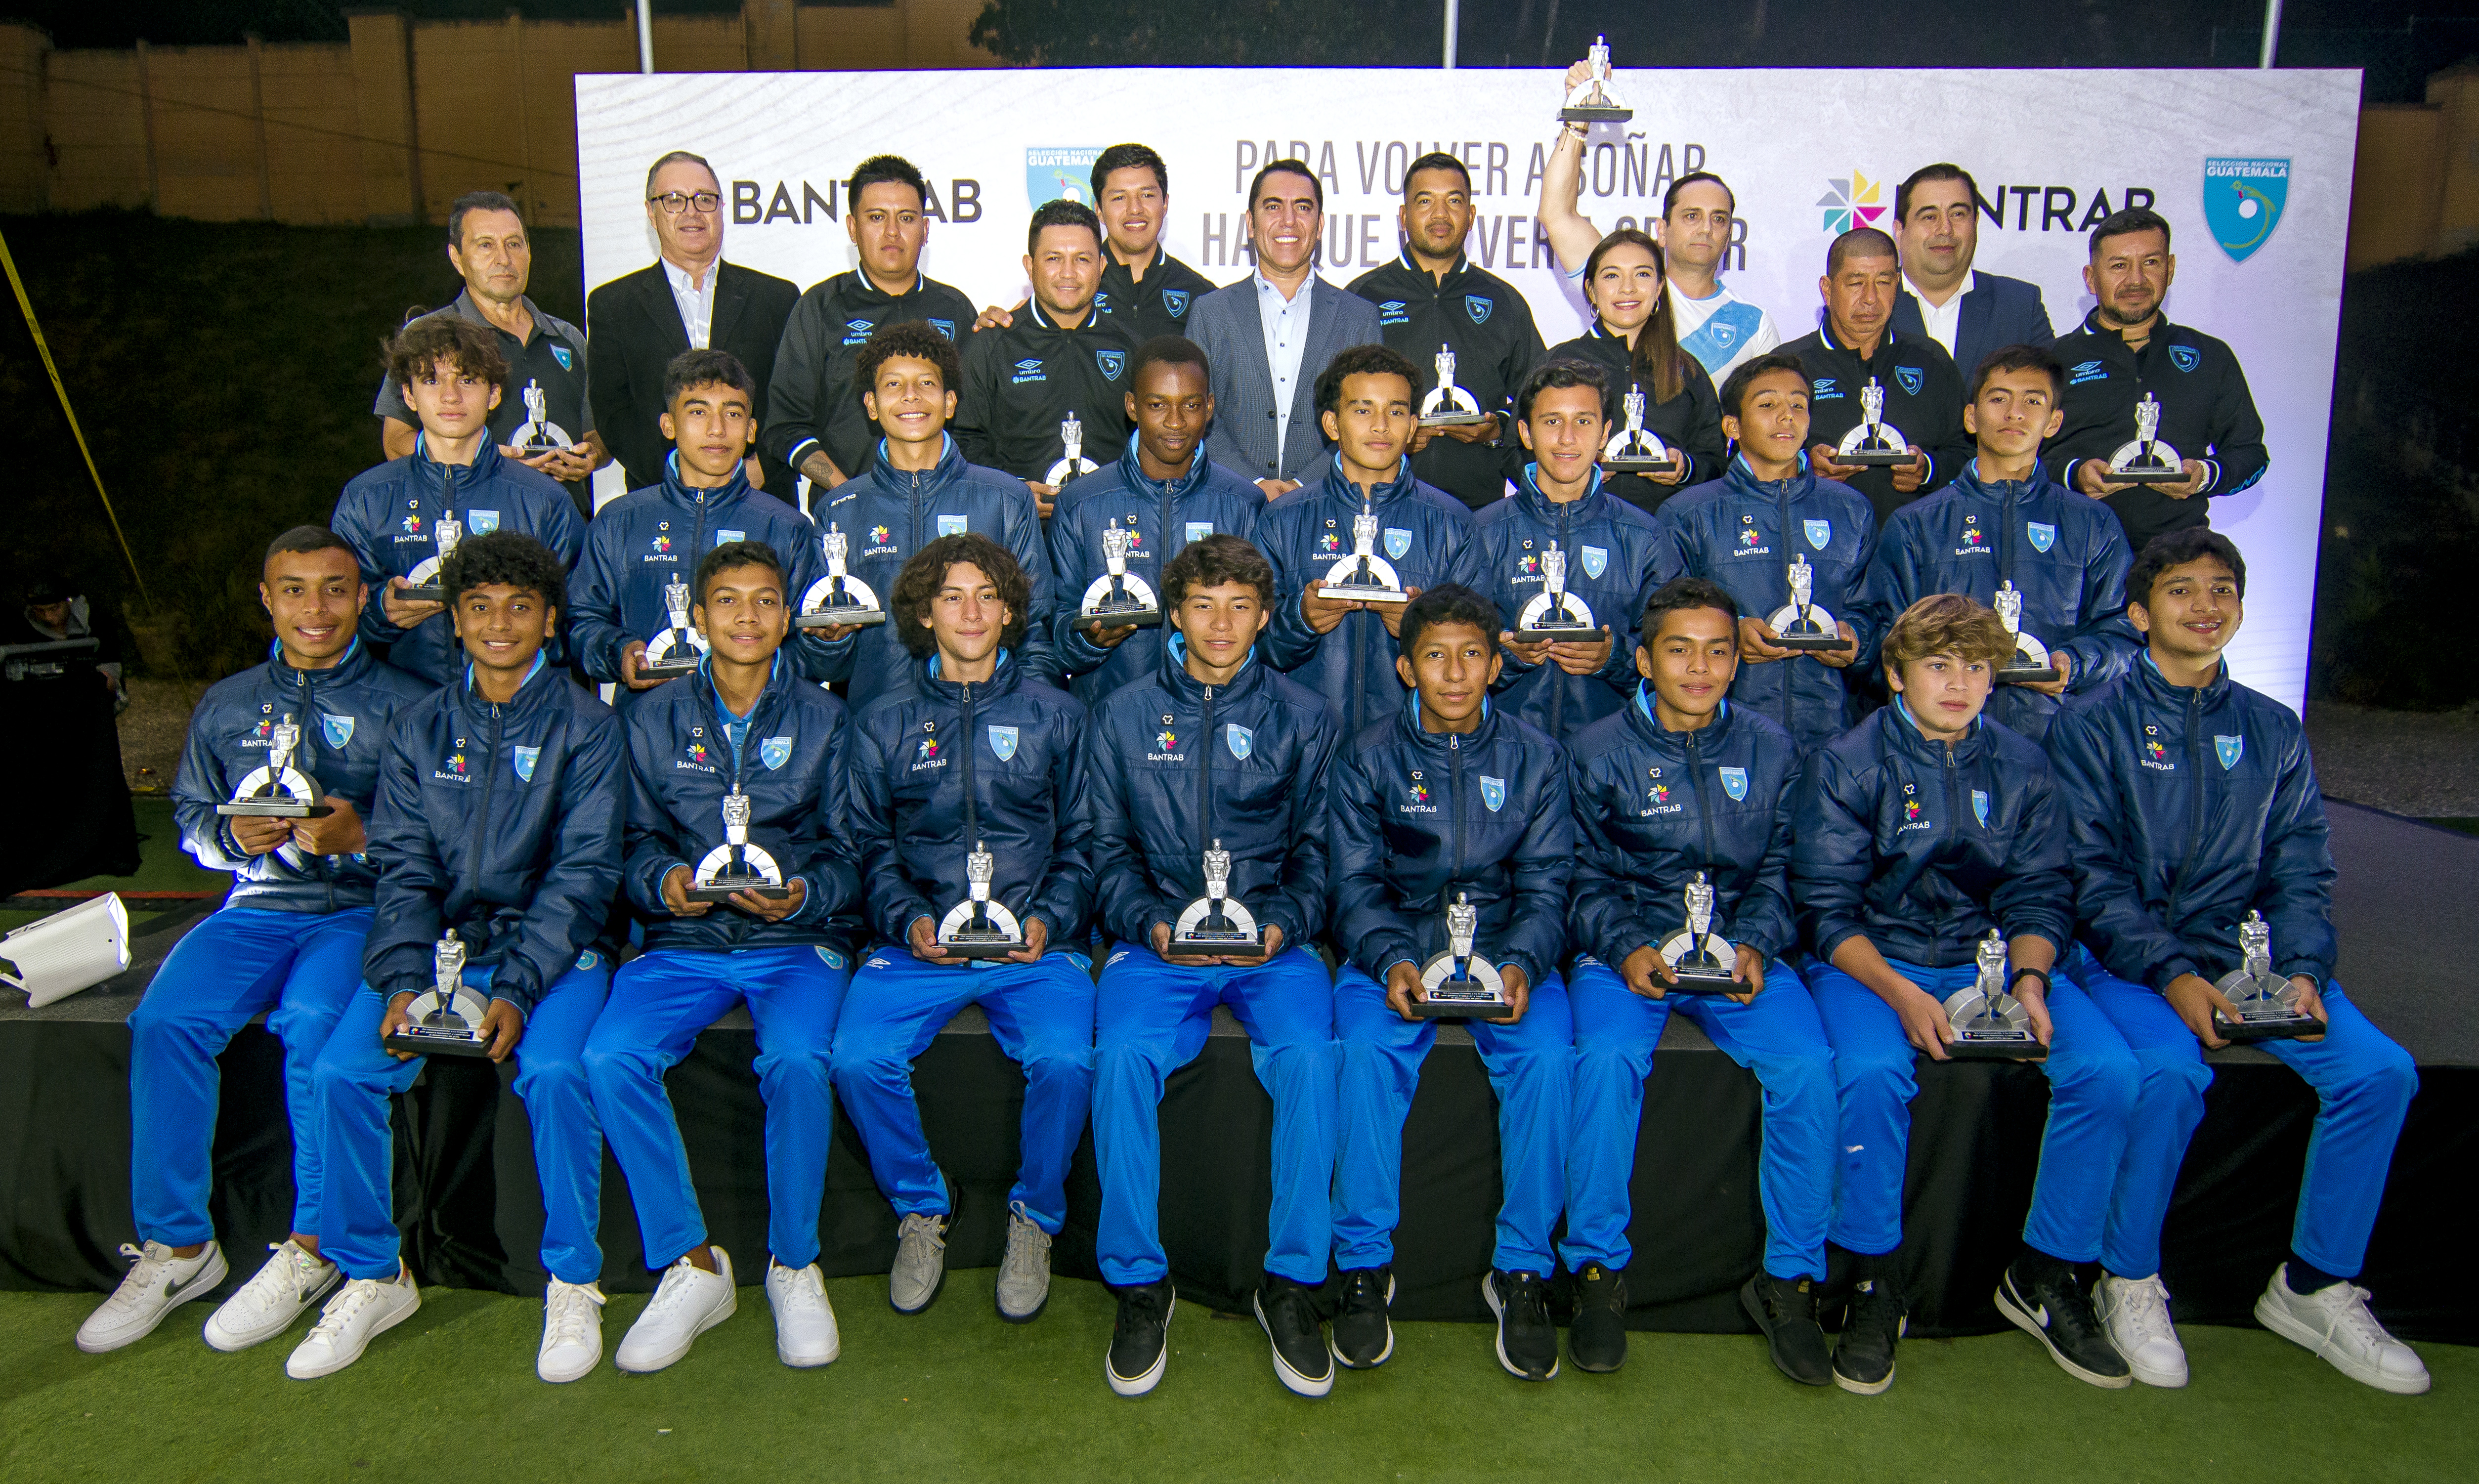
[1741,1273,1834,1386]
[1331,1266,1393,1369]
[1254,1277,1334,1398]
[1106,1279,1174,1398]
[1995,1257,2132,1389]
[1833,1277,1906,1395]
[1484,1270,1559,1381]
[1568,1263,1628,1373]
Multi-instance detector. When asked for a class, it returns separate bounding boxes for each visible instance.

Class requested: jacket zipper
[2166,686,2207,926]
[1772,481,1796,736]
[1551,501,1572,737]
[1940,739,1963,964]
[959,678,979,855]
[1686,728,1716,871]
[467,696,503,928]
[1197,681,1217,844]
[1447,731,1465,914]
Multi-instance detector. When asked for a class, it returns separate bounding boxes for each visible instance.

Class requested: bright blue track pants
[1331,963,1573,1277]
[583,944,848,1270]
[1092,943,1337,1288]
[829,948,1094,1236]
[311,955,610,1282]
[127,905,371,1247]
[1560,956,1837,1280]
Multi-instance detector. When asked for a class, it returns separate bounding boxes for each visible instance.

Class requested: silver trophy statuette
[639,576,709,679]
[1994,579,2061,683]
[1412,891,1511,1019]
[383,931,493,1058]
[1516,544,1599,637]
[1558,35,1635,123]
[1940,929,2045,1060]
[1657,872,1740,993]
[1766,553,1852,653]
[798,525,887,629]
[1417,344,1487,427]
[1600,386,1677,474]
[938,841,1027,958]
[400,517,463,602]
[218,712,335,819]
[1079,521,1164,630]
[2107,392,2187,484]
[1315,500,1411,604]
[1044,412,1101,488]
[1171,838,1266,951]
[687,788,792,904]
[1835,379,1914,466]
[511,380,575,457]
[2211,910,2323,1042]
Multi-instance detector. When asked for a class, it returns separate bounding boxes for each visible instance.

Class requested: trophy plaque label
[1940,929,2046,1061]
[1766,553,1853,653]
[2106,393,2188,485]
[639,576,710,679]
[797,525,888,629]
[1835,380,1915,467]
[1411,892,1512,1019]
[1170,839,1267,951]
[1078,522,1164,631]
[1515,545,1600,638]
[686,789,793,903]
[382,932,493,1058]
[1600,387,1678,474]
[1417,345,1488,428]
[1558,36,1635,124]
[1314,501,1412,605]
[400,517,463,603]
[2211,910,2325,1043]
[938,841,1027,959]
[217,713,336,819]
[1657,872,1740,993]
[1994,580,2062,684]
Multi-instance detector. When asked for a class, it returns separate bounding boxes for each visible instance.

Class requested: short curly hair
[1881,593,2012,672]
[855,320,961,409]
[442,530,567,618]
[890,533,1030,659]
[384,314,507,396]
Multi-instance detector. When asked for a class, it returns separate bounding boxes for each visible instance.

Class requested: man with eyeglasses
[587,151,802,496]
[379,190,607,519]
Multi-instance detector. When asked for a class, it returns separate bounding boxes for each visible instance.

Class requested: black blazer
[1890,270,2055,390]
[586,259,802,495]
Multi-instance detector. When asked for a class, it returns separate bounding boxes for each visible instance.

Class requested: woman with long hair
[1542,229,1726,517]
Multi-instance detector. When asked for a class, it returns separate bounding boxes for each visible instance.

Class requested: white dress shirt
[662,255,719,349]
[1254,270,1312,470]
[1909,268,1975,362]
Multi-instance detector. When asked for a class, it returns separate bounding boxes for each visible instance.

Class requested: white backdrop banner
[576,66,2360,712]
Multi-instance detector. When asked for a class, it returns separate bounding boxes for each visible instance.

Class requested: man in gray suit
[1188,160,1383,500]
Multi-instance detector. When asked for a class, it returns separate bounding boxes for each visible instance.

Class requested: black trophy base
[638,655,701,680]
[1411,983,1514,1019]
[1517,620,1601,640]
[1601,455,1678,476]
[1774,631,1853,653]
[399,584,445,603]
[514,440,569,458]
[937,933,1026,961]
[796,607,887,629]
[2213,1008,2326,1043]
[1999,662,2063,685]
[1315,583,1410,605]
[1838,448,1915,467]
[1418,412,1490,428]
[383,1023,493,1059]
[1080,605,1163,631]
[2110,465,2189,485]
[1944,1029,2049,1061]
[1169,927,1269,954]
[217,800,334,818]
[684,878,793,904]
[1558,104,1634,124]
[1664,965,1742,995]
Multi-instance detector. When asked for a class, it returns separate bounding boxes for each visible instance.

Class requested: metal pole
[1444,0,1458,69]
[638,2,655,74]
[2259,0,2283,68]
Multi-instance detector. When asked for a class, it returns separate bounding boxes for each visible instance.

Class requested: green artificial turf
[1,1279,2467,1484]
[1,798,226,933]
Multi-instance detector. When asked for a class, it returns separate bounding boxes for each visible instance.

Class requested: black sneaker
[1331,1266,1394,1369]
[1833,1276,1907,1395]
[1568,1263,1628,1373]
[1106,1279,1174,1398]
[1996,1257,2133,1389]
[1254,1277,1334,1398]
[1484,1270,1559,1381]
[1741,1273,1834,1386]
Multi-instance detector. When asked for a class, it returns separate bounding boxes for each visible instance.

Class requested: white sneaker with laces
[76,1240,227,1354]
[615,1246,737,1374]
[2255,1264,2430,1395]
[538,1278,606,1383]
[889,1212,947,1314]
[2096,1273,2188,1388]
[766,1260,840,1368]
[285,1266,421,1379]
[204,1239,339,1352]
[995,1202,1053,1322]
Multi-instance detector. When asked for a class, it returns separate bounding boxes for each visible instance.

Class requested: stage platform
[3,801,2471,1341]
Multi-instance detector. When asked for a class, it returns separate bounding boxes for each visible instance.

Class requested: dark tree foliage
[968,0,1443,66]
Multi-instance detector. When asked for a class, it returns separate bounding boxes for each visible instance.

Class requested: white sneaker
[2255,1264,2431,1395]
[995,1203,1053,1322]
[285,1266,421,1379]
[204,1239,339,1352]
[2096,1273,2188,1388]
[766,1260,840,1368]
[76,1240,227,1354]
[889,1212,947,1314]
[537,1278,606,1383]
[615,1247,737,1374]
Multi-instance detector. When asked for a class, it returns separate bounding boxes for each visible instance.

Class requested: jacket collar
[456,651,560,723]
[2132,651,2234,714]
[687,649,795,728]
[1025,298,1106,335]
[661,450,752,514]
[1724,451,1816,502]
[2078,306,2184,348]
[409,432,504,493]
[1875,695,1990,766]
[867,432,968,490]
[1113,433,1212,501]
[265,636,376,690]
[1624,685,1737,758]
[1513,461,1608,523]
[1814,318,1900,364]
[847,269,925,305]
[1392,249,1471,289]
[1318,455,1419,511]
[1392,690,1497,757]
[1949,455,2054,505]
[1158,632,1267,707]
[920,648,1023,705]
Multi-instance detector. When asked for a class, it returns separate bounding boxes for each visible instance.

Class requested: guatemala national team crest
[2027,521,2057,553]
[1480,775,1506,812]
[2215,734,2245,770]
[1972,789,1990,827]
[1383,528,1412,560]
[550,343,574,371]
[318,713,355,749]
[1161,288,1190,319]
[1465,294,1494,325]
[928,318,956,341]
[760,735,793,771]
[2204,158,2289,263]
[1097,347,1126,381]
[1804,519,1832,551]
[468,509,501,535]
[1581,545,1608,579]
[512,745,539,783]
[1894,365,1924,396]
[1026,146,1103,206]
[1186,521,1214,544]
[1226,723,1253,761]
[2170,344,2201,373]
[1717,766,1749,802]
[937,514,968,538]
[988,725,1019,762]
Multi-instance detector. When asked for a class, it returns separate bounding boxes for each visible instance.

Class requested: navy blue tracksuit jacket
[1474,465,1665,742]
